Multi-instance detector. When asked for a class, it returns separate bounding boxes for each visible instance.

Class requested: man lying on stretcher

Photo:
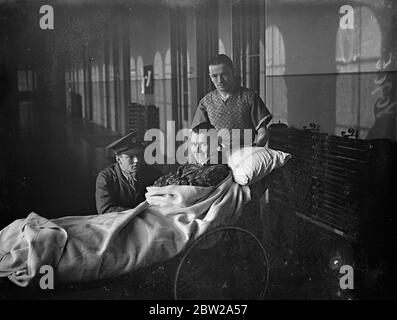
[152,121,273,241]
[154,122,230,188]
[0,122,290,287]
[153,121,279,198]
[153,121,278,203]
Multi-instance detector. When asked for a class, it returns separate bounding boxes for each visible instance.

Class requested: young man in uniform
[95,131,162,214]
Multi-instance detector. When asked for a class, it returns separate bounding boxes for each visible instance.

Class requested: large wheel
[174,226,269,300]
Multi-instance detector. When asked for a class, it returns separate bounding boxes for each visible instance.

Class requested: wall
[265,1,396,140]
[62,0,397,141]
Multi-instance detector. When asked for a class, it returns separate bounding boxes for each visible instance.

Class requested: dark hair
[192,122,216,133]
[208,54,234,69]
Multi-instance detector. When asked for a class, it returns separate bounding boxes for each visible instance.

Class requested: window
[335,6,382,139]
[265,25,287,125]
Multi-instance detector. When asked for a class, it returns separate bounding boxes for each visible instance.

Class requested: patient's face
[190,131,218,165]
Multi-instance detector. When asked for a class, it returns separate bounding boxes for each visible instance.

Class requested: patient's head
[190,123,220,165]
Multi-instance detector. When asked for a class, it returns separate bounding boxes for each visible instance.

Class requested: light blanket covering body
[0,174,250,287]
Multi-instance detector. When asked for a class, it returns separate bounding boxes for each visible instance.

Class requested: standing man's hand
[255,125,269,147]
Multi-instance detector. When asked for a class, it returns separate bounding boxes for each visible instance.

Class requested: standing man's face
[209,63,235,94]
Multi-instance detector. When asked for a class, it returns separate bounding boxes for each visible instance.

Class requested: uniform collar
[120,168,137,182]
[115,163,139,187]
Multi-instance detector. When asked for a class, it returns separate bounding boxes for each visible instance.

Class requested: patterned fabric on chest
[206,93,253,131]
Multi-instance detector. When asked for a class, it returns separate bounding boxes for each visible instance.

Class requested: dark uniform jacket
[95,163,162,214]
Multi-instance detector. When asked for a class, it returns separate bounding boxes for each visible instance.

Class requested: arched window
[164,49,173,130]
[136,56,144,102]
[153,51,165,131]
[266,26,286,76]
[335,6,381,138]
[154,51,163,80]
[219,39,226,55]
[107,42,116,131]
[265,25,287,125]
[129,56,136,102]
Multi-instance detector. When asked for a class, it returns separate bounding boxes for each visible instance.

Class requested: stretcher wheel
[174,226,269,300]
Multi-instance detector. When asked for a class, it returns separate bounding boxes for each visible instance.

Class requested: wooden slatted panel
[268,124,372,240]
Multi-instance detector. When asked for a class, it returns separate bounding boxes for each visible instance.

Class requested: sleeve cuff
[255,114,273,131]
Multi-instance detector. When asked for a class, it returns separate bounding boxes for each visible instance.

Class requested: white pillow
[227,146,291,185]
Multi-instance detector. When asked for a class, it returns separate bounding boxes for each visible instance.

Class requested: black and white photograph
[0,0,396,304]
